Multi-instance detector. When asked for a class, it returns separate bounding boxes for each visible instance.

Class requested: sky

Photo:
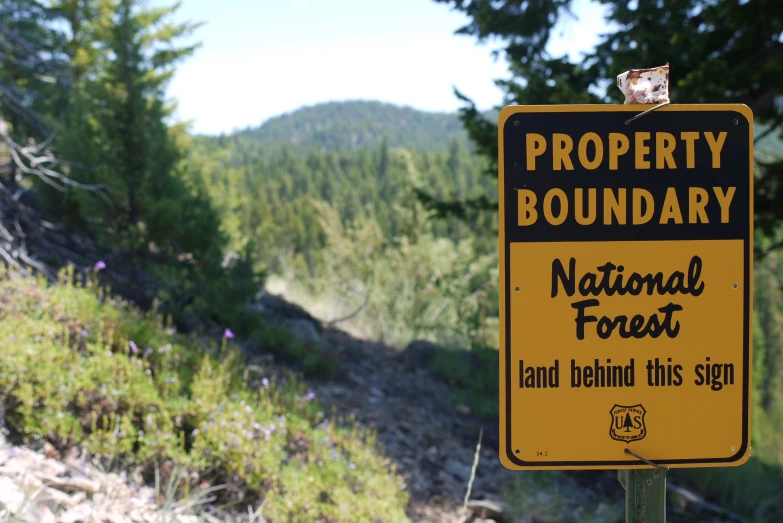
[155,0,609,135]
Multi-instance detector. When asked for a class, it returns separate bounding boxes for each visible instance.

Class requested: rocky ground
[314,330,511,522]
[0,433,235,523]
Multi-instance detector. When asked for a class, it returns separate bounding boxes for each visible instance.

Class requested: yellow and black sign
[498,105,753,470]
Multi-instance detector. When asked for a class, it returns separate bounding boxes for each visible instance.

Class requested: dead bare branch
[0,246,23,273]
[0,113,119,205]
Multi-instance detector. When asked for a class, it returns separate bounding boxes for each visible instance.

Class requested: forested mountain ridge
[229,100,473,152]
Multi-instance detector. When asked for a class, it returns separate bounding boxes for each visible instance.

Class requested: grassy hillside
[232,100,470,152]
[0,267,408,521]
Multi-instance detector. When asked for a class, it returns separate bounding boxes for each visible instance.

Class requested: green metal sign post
[619,468,667,522]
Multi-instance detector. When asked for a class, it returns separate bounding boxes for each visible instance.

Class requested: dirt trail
[312,328,513,522]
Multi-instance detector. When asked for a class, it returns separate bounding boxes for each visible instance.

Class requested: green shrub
[246,320,337,379]
[428,346,498,418]
[0,268,407,521]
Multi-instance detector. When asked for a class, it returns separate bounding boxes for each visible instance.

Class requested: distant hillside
[234,100,471,152]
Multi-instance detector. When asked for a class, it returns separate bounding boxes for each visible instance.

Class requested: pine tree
[47,0,200,242]
[431,0,783,252]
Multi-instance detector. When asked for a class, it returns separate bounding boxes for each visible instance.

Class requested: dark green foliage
[235,100,470,153]
[432,0,783,257]
[194,118,501,351]
[192,131,497,275]
[0,0,70,143]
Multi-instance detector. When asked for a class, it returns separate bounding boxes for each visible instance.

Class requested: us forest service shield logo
[609,404,647,444]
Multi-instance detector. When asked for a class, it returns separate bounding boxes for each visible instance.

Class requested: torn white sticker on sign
[617,64,670,105]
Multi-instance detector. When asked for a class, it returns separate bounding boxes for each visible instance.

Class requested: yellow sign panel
[498,104,753,470]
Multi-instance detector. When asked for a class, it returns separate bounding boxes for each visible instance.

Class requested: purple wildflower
[262,377,269,389]
[129,341,138,353]
[281,377,287,384]
[305,391,315,402]
[144,347,154,357]
[94,260,106,271]
[80,329,88,338]
[223,328,235,339]
[349,463,356,470]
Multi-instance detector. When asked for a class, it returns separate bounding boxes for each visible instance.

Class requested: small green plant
[0,266,408,521]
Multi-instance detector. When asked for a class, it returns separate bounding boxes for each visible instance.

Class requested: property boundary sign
[498,104,753,470]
